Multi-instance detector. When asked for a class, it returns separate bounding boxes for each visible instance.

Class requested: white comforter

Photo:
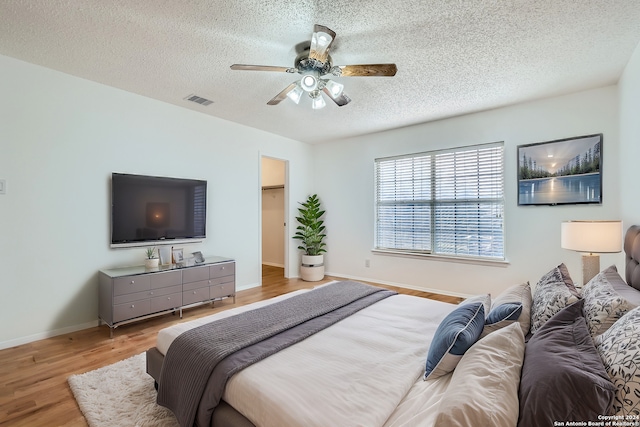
[156,285,457,427]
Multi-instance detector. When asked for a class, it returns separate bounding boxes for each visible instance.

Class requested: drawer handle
[131,304,135,308]
[130,280,135,284]
[208,280,211,284]
[149,291,154,295]
[193,291,196,294]
[167,297,171,300]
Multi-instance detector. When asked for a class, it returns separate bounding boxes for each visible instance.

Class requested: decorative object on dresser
[144,247,159,269]
[561,220,623,285]
[293,194,327,281]
[158,246,171,265]
[98,256,235,337]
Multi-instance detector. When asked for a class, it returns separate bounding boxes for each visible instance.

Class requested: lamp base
[582,254,600,286]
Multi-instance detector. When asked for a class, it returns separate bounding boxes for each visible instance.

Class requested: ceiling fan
[230,25,397,109]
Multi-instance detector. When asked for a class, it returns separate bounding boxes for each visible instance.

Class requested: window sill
[371,249,510,267]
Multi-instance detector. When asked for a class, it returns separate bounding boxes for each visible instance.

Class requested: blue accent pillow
[480,302,523,338]
[424,301,485,380]
[487,303,523,323]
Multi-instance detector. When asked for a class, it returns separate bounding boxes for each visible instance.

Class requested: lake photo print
[517,134,602,206]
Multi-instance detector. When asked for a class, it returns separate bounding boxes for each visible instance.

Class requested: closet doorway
[261,157,287,282]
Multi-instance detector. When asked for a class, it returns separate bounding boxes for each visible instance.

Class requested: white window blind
[375,142,504,260]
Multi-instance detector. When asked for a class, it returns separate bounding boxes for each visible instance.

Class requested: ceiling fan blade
[308,25,336,64]
[267,82,299,105]
[337,64,397,77]
[230,64,297,73]
[322,87,351,107]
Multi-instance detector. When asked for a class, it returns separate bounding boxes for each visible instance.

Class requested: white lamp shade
[561,220,622,253]
[286,84,304,104]
[311,94,326,109]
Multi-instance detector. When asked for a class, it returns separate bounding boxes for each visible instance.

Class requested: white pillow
[434,322,525,427]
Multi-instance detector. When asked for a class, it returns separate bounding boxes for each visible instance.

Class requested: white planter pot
[301,255,324,266]
[301,255,324,281]
[145,258,159,268]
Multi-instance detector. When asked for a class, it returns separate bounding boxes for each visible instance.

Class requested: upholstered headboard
[625,225,640,290]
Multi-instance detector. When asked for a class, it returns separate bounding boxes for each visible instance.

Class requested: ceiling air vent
[184,94,213,106]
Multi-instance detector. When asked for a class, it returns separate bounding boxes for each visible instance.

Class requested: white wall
[619,41,640,226]
[313,86,622,297]
[0,54,313,348]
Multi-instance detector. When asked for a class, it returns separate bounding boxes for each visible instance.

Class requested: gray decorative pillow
[518,299,615,426]
[492,282,532,336]
[595,306,640,416]
[530,264,580,334]
[582,266,635,337]
[600,265,640,307]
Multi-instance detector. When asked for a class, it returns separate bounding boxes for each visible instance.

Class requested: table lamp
[561,220,622,286]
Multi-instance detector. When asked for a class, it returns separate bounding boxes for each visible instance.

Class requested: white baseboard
[0,320,99,351]
[236,282,260,291]
[324,271,472,299]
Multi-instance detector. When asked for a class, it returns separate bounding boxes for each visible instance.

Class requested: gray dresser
[99,256,235,337]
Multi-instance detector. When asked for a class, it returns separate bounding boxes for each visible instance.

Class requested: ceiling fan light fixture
[310,92,326,109]
[287,83,304,104]
[301,74,318,92]
[311,31,333,57]
[324,79,344,97]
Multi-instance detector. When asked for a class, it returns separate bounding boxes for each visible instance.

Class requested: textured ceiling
[1,1,640,144]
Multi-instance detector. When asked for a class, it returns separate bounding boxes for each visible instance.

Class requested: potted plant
[293,194,326,281]
[144,247,159,268]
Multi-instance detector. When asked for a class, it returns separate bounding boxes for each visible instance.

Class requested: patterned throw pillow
[595,306,640,416]
[530,264,580,334]
[582,266,635,337]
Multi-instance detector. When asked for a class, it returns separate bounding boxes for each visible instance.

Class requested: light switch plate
[0,179,6,194]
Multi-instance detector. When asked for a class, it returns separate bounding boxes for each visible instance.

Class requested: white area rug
[68,353,179,427]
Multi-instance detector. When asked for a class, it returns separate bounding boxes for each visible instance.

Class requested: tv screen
[111,173,207,246]
[517,133,602,206]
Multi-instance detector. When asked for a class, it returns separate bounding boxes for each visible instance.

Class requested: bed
[146,224,640,427]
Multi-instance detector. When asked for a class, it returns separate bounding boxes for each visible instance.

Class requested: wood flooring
[0,266,461,426]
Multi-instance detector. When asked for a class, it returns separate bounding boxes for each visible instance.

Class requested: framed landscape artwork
[517,134,603,206]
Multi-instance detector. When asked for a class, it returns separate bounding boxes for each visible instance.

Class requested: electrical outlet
[365,259,370,268]
[0,179,5,195]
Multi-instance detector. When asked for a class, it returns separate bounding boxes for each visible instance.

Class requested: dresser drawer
[150,270,182,289]
[183,279,210,292]
[183,287,210,305]
[113,299,151,323]
[113,284,183,305]
[210,283,234,299]
[182,266,210,283]
[210,262,235,279]
[150,292,182,312]
[209,275,234,287]
[113,275,151,296]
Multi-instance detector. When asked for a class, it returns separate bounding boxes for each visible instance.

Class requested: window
[375,142,504,260]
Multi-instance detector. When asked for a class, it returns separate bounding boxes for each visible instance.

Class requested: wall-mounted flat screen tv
[111,173,207,247]
[517,133,602,206]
